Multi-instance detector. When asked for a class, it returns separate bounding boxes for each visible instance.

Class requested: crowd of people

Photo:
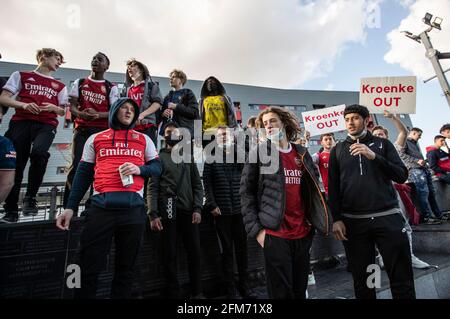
[0,48,449,299]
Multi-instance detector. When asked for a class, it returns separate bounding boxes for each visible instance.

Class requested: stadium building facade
[0,61,413,183]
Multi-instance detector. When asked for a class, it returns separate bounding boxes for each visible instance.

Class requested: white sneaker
[308,272,316,286]
[411,255,431,269]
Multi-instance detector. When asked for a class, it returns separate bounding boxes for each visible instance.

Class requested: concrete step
[377,253,450,299]
[412,221,450,254]
[253,253,450,299]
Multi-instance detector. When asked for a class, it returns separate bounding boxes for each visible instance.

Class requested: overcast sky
[1,0,449,150]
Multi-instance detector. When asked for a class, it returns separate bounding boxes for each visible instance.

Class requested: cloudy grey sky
[1,0,385,87]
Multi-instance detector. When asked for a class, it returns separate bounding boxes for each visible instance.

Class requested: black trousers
[74,205,147,299]
[4,120,55,212]
[214,214,250,289]
[263,230,314,299]
[343,212,416,299]
[161,211,202,296]
[63,126,104,210]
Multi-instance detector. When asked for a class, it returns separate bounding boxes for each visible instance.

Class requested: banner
[302,104,346,137]
[359,76,417,114]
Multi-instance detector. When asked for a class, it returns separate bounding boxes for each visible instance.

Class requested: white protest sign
[359,76,416,114]
[301,104,346,137]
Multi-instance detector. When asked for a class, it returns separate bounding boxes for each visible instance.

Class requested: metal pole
[49,185,58,220]
[419,31,450,106]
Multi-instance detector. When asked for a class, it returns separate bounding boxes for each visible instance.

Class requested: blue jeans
[409,168,442,219]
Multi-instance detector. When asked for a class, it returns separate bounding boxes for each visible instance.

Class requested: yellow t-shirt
[203,95,228,133]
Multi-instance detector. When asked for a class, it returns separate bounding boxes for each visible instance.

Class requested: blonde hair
[170,69,187,85]
[36,48,65,64]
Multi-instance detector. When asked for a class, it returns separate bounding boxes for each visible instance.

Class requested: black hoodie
[328,131,408,221]
[199,76,237,129]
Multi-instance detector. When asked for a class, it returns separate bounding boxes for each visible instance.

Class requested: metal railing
[0,182,89,223]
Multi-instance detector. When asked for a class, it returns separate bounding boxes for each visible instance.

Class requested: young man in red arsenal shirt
[0,48,68,223]
[311,133,336,197]
[56,98,161,298]
[122,58,163,145]
[240,107,329,299]
[63,52,119,211]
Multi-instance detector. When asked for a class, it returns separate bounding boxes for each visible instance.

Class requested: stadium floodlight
[432,16,443,30]
[403,13,450,106]
[423,12,433,26]
[401,31,421,43]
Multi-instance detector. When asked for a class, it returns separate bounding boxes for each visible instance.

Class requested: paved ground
[245,252,450,299]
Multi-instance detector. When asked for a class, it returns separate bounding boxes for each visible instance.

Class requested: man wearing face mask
[240,107,329,299]
[328,104,415,299]
[203,126,256,299]
[148,122,205,299]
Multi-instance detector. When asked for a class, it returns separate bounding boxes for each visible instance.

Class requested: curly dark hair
[256,106,302,141]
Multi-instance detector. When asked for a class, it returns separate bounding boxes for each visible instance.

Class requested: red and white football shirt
[69,77,119,128]
[81,128,158,197]
[266,144,311,240]
[318,151,330,195]
[127,81,152,131]
[2,71,68,127]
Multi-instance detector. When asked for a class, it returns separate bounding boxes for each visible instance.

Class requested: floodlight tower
[402,13,450,106]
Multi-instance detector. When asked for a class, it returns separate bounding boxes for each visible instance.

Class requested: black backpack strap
[104,79,113,109]
[77,78,85,105]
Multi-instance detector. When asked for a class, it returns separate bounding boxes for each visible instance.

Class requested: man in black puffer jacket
[203,126,256,299]
[240,107,330,299]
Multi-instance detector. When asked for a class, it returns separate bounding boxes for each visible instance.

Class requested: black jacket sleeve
[190,161,204,213]
[139,158,162,178]
[427,149,446,175]
[240,149,263,238]
[174,89,199,119]
[66,162,94,211]
[327,146,342,222]
[202,162,217,211]
[372,139,408,184]
[148,175,160,219]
